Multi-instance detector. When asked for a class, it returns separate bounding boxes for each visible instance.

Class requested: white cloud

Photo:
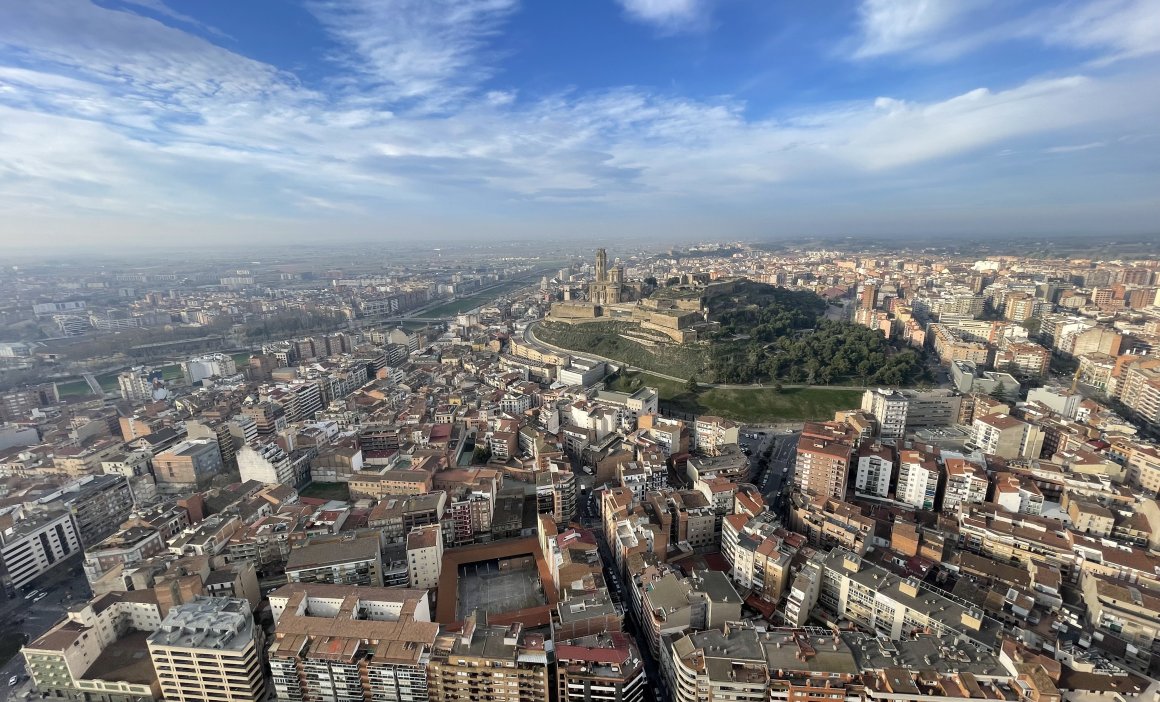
[304,0,519,109]
[848,0,1160,64]
[1044,141,1107,154]
[0,0,1157,239]
[119,0,231,39]
[1039,0,1160,65]
[851,0,980,59]
[615,0,711,33]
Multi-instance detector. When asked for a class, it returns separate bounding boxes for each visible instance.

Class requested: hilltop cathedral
[588,248,624,305]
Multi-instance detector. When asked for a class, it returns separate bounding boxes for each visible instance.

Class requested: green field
[298,482,351,501]
[424,280,531,317]
[56,379,92,397]
[610,370,861,422]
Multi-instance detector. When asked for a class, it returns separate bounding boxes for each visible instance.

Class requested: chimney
[961,609,983,632]
[899,578,920,598]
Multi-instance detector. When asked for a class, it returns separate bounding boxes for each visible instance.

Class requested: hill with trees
[535,280,927,387]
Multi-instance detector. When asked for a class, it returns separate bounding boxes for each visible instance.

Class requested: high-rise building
[861,388,907,439]
[970,413,1044,460]
[118,367,157,402]
[896,450,940,510]
[0,506,81,593]
[0,384,58,422]
[860,283,878,310]
[427,612,550,702]
[853,443,894,498]
[793,440,852,499]
[406,524,443,589]
[147,597,266,702]
[152,439,224,494]
[941,457,989,511]
[267,584,437,702]
[30,474,135,547]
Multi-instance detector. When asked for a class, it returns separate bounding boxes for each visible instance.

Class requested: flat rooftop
[286,531,381,570]
[84,630,156,685]
[148,597,253,651]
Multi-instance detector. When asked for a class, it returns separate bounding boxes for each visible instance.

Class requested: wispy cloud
[1044,141,1106,154]
[615,0,712,34]
[0,0,1157,241]
[850,0,981,59]
[304,0,519,110]
[118,0,232,39]
[1039,0,1160,65]
[847,0,1160,65]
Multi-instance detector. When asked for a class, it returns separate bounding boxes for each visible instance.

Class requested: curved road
[523,322,866,391]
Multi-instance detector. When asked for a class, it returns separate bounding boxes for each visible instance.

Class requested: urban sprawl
[1,242,1160,702]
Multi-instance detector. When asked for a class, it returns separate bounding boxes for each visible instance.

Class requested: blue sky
[0,0,1158,248]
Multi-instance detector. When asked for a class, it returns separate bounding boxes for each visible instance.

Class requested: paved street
[0,560,91,702]
[741,426,799,514]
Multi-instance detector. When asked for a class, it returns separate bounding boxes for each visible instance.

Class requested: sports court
[456,559,546,621]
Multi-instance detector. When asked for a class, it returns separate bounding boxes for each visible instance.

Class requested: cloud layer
[0,0,1157,246]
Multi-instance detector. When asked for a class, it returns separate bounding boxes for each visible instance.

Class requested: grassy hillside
[609,370,860,422]
[534,321,708,379]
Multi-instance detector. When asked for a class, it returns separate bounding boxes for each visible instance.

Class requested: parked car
[9,676,18,687]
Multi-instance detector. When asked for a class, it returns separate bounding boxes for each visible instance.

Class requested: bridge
[81,372,104,395]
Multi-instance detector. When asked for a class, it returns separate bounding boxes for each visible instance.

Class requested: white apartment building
[237,442,296,486]
[992,474,1044,516]
[896,450,939,510]
[182,353,238,385]
[0,506,81,592]
[267,585,436,702]
[559,358,607,387]
[817,549,1001,650]
[693,416,739,454]
[971,414,1044,460]
[861,389,908,439]
[406,524,443,590]
[23,591,164,701]
[941,457,989,511]
[854,443,894,498]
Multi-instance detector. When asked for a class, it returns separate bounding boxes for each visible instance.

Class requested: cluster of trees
[709,283,827,341]
[708,320,925,386]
